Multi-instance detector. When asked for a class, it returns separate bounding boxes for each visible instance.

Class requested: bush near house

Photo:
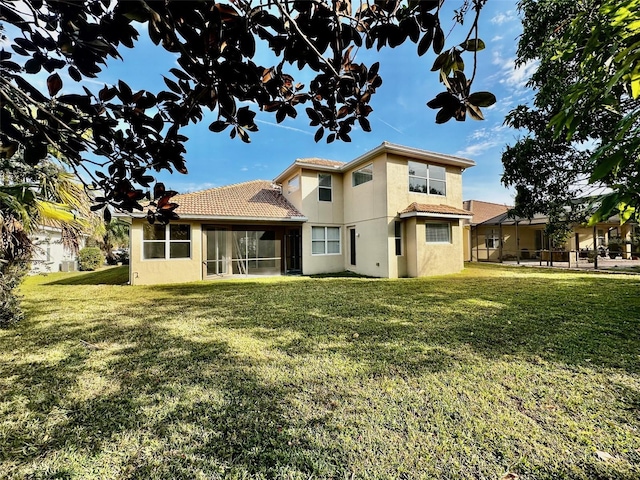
[77,247,103,271]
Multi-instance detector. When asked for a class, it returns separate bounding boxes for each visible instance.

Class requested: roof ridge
[176,179,273,196]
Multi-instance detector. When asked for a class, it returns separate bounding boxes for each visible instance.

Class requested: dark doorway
[349,228,356,266]
[285,227,302,274]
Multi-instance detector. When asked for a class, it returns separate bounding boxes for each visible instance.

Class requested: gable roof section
[399,202,473,219]
[169,180,306,221]
[463,200,511,225]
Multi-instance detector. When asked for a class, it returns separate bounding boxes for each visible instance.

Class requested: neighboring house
[29,226,82,273]
[464,200,639,262]
[124,142,474,285]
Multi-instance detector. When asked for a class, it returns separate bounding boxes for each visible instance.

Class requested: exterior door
[204,228,229,276]
[349,227,356,266]
[285,228,302,273]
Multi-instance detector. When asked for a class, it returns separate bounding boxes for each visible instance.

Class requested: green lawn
[1,264,639,479]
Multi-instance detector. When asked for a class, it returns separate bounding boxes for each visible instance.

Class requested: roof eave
[343,142,476,172]
[399,212,473,220]
[124,213,308,223]
[273,161,343,184]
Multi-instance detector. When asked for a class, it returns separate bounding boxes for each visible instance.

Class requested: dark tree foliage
[0,0,494,222]
[502,0,639,223]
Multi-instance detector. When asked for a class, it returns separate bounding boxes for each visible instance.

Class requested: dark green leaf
[460,39,486,52]
[433,25,445,54]
[208,120,228,132]
[467,92,496,107]
[47,73,62,96]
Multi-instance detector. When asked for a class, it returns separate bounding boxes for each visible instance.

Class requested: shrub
[0,263,28,327]
[78,247,103,271]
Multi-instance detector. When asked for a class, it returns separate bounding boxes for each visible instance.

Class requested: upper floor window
[288,175,300,194]
[426,223,451,243]
[408,161,446,196]
[143,224,191,259]
[352,163,373,186]
[318,173,332,201]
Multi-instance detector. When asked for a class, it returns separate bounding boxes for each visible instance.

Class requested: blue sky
[10,1,530,204]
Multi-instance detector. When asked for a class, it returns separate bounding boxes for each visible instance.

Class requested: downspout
[516,220,520,265]
[593,225,598,270]
[499,221,503,263]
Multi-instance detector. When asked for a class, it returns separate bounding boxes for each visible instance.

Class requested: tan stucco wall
[282,170,303,211]
[301,222,345,275]
[411,219,464,276]
[385,153,464,216]
[300,169,344,225]
[388,219,407,278]
[129,219,203,285]
[406,217,418,277]
[343,217,391,277]
[343,153,388,225]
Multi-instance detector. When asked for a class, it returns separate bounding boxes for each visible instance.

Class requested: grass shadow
[44,266,129,286]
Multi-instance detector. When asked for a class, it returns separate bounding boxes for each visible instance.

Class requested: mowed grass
[1,264,639,479]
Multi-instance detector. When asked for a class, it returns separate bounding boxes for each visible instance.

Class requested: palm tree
[1,157,91,325]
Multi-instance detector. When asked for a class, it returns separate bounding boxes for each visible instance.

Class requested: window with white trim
[312,226,341,255]
[288,175,299,194]
[426,223,451,243]
[408,161,446,196]
[394,221,402,255]
[318,173,332,201]
[485,228,500,249]
[352,163,373,186]
[143,224,191,259]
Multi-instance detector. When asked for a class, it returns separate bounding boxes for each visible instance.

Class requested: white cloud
[501,59,538,90]
[240,167,249,172]
[491,11,516,25]
[456,140,501,157]
[491,35,504,42]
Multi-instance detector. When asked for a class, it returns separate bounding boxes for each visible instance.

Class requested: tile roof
[296,157,345,167]
[172,180,305,219]
[463,200,511,225]
[400,202,472,216]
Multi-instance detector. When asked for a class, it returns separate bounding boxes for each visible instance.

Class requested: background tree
[503,0,639,223]
[1,0,495,224]
[1,156,90,325]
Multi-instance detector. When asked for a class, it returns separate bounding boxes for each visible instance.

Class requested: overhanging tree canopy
[0,0,495,223]
[502,0,640,224]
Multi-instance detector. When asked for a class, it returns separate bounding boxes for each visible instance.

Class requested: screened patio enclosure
[203,225,301,277]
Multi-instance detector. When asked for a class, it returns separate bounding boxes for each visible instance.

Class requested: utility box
[60,260,76,272]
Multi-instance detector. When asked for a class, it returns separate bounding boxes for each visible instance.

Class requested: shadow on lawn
[151,272,640,376]
[5,268,639,478]
[1,320,348,478]
[44,266,129,285]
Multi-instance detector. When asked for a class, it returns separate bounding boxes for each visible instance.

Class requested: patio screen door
[205,228,228,275]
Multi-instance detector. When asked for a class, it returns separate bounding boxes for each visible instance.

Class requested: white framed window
[352,163,373,186]
[426,223,451,243]
[485,228,500,249]
[312,226,341,255]
[408,161,446,196]
[288,175,300,194]
[143,223,191,259]
[394,221,402,256]
[318,173,332,201]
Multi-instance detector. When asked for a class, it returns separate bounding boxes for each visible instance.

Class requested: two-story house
[124,142,474,285]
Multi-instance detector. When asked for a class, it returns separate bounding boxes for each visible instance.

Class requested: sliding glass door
[232,230,281,275]
[205,228,229,275]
